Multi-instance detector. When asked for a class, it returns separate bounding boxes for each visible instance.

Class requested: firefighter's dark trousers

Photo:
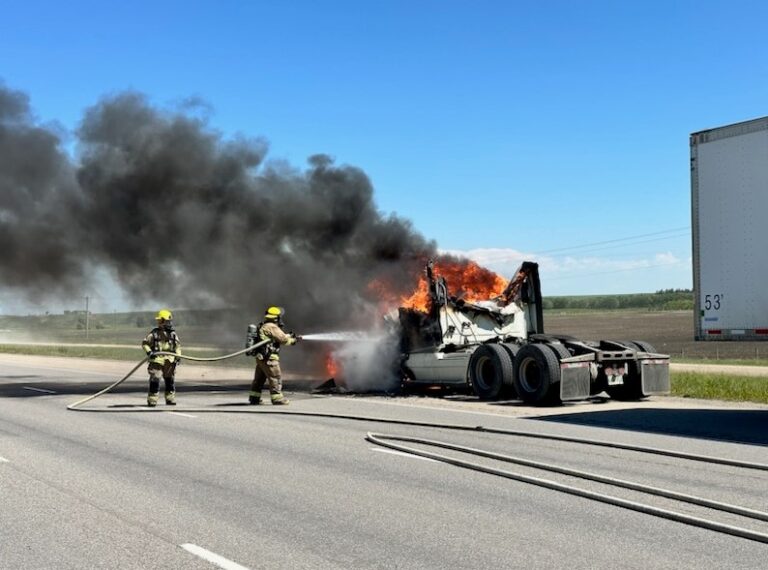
[148,361,176,395]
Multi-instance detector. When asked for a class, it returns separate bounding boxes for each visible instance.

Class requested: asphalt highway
[1,354,767,569]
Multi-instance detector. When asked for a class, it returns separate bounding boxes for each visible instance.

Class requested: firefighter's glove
[289,332,301,344]
[146,351,156,358]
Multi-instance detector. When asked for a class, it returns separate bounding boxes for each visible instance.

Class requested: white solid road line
[180,544,250,570]
[348,396,523,418]
[23,386,57,394]
[370,447,438,463]
[169,412,196,418]
[2,361,118,377]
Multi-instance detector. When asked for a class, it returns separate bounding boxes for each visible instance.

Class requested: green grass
[0,344,138,360]
[673,357,768,366]
[670,371,768,404]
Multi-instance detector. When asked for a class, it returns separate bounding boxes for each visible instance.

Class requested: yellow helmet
[155,309,173,321]
[264,306,283,320]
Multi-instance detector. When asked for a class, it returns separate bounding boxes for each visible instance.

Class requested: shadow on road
[532,407,768,446]
[4,375,766,447]
[0,380,252,398]
[0,377,320,399]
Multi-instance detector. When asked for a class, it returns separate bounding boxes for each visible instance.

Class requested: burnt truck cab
[398,261,670,405]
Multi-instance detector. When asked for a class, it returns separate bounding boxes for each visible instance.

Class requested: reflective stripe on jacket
[258,321,294,361]
[142,328,181,365]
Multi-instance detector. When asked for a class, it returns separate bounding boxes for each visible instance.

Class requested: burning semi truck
[396,261,670,405]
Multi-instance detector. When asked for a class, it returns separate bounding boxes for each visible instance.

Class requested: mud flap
[640,359,670,394]
[559,362,591,401]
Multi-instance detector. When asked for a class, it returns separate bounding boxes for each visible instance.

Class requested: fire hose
[64,348,768,472]
[63,344,768,544]
[66,339,271,411]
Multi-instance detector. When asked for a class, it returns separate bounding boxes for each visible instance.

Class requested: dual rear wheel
[468,344,514,400]
[468,343,563,405]
[468,340,656,404]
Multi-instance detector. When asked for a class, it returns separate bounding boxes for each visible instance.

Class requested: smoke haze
[0,83,437,341]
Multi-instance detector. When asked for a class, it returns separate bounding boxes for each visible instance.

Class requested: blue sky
[2,0,767,308]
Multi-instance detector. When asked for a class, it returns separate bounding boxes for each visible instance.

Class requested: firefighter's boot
[248,394,262,405]
[147,393,159,407]
[165,391,177,406]
[271,393,289,405]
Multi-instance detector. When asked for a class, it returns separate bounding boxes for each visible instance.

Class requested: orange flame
[368,259,508,313]
[325,353,339,378]
[399,276,430,311]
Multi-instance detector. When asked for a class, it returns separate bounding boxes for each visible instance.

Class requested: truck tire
[631,340,656,354]
[500,343,521,397]
[605,341,653,401]
[546,342,571,360]
[469,344,514,400]
[513,343,561,405]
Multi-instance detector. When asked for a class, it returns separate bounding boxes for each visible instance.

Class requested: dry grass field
[545,310,768,361]
[3,309,767,363]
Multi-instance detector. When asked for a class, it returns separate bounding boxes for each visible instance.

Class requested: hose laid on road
[68,374,768,474]
[366,432,768,545]
[66,340,269,411]
[64,352,768,545]
[370,432,768,521]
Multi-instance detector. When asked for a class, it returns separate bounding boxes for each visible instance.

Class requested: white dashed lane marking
[169,412,196,418]
[180,543,250,570]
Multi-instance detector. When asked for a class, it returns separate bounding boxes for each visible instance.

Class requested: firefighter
[141,309,182,407]
[246,306,299,405]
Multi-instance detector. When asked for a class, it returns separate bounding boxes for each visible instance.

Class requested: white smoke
[329,330,401,393]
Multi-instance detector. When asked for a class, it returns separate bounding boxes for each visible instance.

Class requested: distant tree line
[542,289,693,311]
[0,291,695,329]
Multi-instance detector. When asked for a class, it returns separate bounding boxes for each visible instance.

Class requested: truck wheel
[631,340,656,354]
[605,341,652,401]
[513,344,561,405]
[469,344,514,400]
[500,343,521,397]
[546,343,571,360]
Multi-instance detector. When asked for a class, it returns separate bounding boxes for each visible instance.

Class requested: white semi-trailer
[691,116,768,340]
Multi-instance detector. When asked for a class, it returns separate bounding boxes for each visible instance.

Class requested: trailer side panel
[691,116,768,340]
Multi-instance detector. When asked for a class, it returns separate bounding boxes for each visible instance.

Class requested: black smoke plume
[0,84,436,340]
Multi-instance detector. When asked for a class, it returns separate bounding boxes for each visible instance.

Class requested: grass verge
[673,357,768,366]
[670,371,768,404]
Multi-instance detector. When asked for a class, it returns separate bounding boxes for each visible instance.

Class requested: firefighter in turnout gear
[141,309,182,407]
[246,306,299,405]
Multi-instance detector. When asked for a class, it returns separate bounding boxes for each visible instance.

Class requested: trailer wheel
[513,343,561,405]
[605,341,653,401]
[469,344,514,400]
